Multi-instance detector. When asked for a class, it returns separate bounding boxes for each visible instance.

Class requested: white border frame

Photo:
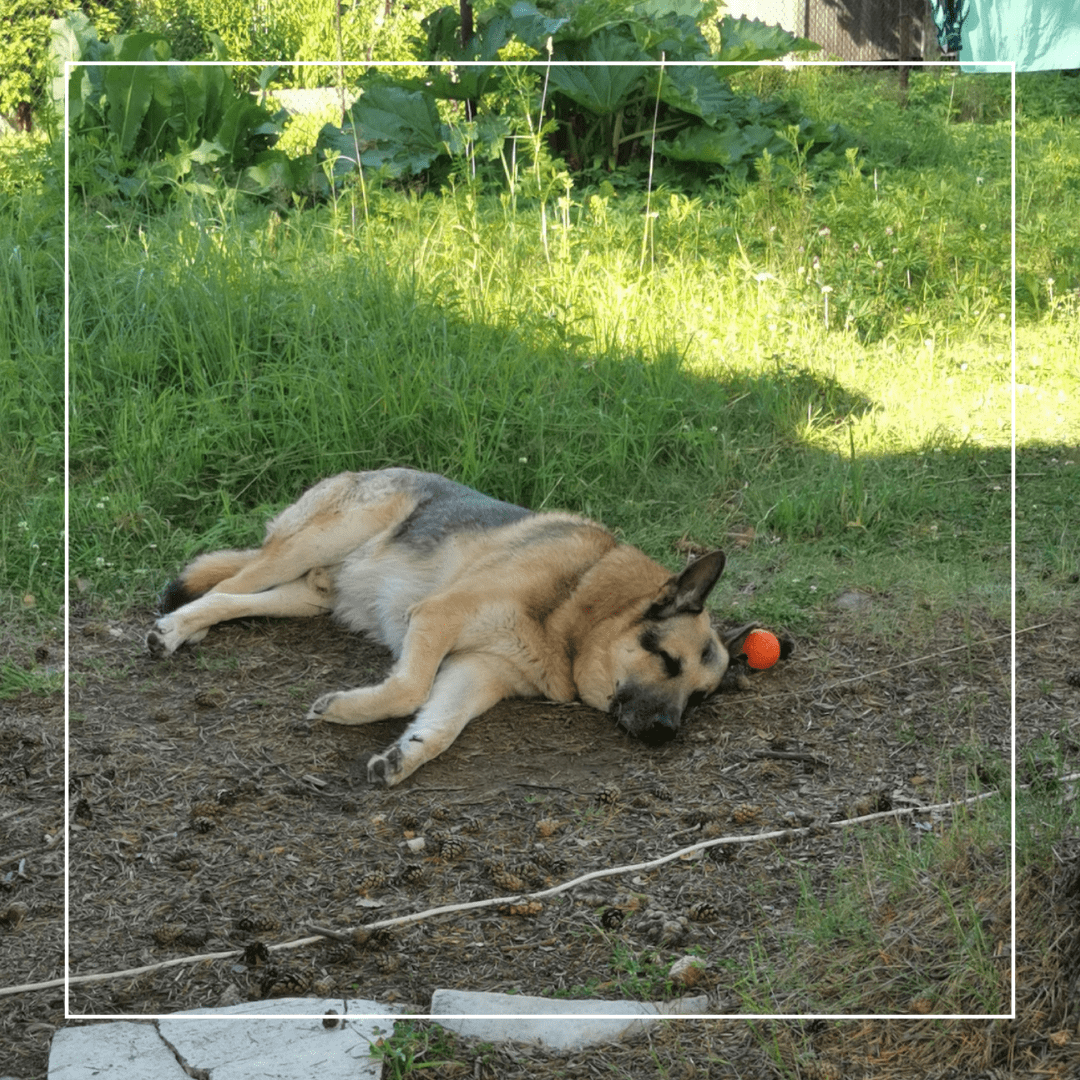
[64,56,1018,1026]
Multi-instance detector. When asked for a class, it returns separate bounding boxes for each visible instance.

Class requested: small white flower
[518,457,528,464]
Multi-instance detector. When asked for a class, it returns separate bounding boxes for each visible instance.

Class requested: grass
[0,63,1078,1047]
[731,791,1011,1015]
[64,80,1016,627]
[44,72,1075,639]
[4,68,1078,636]
[370,1019,467,1079]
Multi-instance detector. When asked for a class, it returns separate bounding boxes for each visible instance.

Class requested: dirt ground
[1,595,1078,1079]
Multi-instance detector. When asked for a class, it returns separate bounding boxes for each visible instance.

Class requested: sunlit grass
[1,67,1078,629]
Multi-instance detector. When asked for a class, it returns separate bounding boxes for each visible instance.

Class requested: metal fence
[725,0,942,61]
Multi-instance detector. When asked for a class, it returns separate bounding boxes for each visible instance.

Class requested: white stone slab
[48,1000,401,1080]
[48,1021,185,1079]
[160,998,400,1080]
[430,991,710,1050]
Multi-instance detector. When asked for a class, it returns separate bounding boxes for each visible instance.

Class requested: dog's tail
[158,549,260,614]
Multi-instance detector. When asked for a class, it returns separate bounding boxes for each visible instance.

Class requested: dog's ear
[721,622,759,655]
[645,550,726,620]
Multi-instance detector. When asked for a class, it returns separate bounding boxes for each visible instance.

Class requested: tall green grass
[2,67,1078,630]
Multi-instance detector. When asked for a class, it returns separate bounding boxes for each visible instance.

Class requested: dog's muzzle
[611,686,682,746]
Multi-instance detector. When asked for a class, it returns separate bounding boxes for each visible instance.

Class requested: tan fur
[179,549,260,595]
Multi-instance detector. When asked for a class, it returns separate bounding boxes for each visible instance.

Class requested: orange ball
[744,629,781,670]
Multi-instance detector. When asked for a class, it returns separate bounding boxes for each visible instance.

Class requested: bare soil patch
[2,599,1078,1079]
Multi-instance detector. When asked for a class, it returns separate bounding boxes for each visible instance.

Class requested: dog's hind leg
[365,653,519,787]
[146,569,334,657]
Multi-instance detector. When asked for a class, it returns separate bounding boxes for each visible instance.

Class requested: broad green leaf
[103,66,155,155]
[550,0,636,41]
[257,66,282,93]
[196,66,232,135]
[187,139,227,164]
[50,13,105,118]
[163,67,208,145]
[633,0,720,21]
[215,98,276,165]
[243,150,305,193]
[111,33,171,62]
[628,0,714,57]
[549,30,646,115]
[630,17,709,58]
[417,11,513,100]
[420,67,504,101]
[320,85,448,177]
[502,0,571,50]
[141,68,185,153]
[349,85,444,150]
[206,33,230,61]
[418,6,463,57]
[717,15,819,61]
[655,65,737,125]
[655,120,786,166]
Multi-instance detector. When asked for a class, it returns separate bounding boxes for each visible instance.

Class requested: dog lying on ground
[148,468,788,785]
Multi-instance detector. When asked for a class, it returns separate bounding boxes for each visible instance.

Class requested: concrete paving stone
[47,992,710,1076]
[48,1020,187,1079]
[430,990,710,1050]
[161,997,400,1080]
[48,999,401,1080]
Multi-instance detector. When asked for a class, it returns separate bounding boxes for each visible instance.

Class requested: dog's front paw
[367,745,404,787]
[307,692,340,719]
[146,618,207,657]
[146,616,181,658]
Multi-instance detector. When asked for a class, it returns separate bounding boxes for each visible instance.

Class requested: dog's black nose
[638,720,678,746]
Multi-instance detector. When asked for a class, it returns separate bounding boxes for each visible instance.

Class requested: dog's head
[576,550,732,745]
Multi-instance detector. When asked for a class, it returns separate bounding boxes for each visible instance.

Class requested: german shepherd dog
[148,469,773,786]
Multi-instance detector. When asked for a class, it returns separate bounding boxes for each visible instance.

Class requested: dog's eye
[659,650,682,677]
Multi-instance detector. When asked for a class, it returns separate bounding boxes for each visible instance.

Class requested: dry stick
[1,785,1012,1000]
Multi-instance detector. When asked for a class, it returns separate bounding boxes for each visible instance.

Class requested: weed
[370,1021,465,1080]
